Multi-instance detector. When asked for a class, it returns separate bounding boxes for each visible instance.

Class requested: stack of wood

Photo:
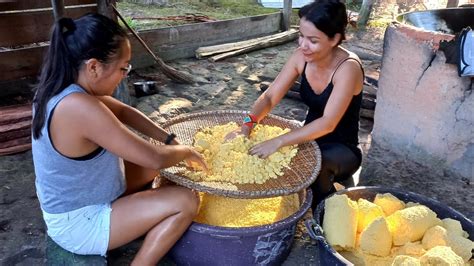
[259,75,378,120]
[0,104,32,156]
[132,14,216,23]
[196,29,299,62]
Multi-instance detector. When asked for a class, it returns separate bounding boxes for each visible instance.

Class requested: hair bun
[60,17,76,34]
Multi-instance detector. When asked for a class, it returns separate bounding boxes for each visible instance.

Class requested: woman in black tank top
[226,0,364,208]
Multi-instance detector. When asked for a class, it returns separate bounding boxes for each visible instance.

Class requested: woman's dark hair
[298,0,348,45]
[32,13,128,139]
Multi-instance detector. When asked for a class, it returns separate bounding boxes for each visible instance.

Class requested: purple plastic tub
[168,189,312,266]
[305,186,474,265]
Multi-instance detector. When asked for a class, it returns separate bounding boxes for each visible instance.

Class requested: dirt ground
[1,26,472,265]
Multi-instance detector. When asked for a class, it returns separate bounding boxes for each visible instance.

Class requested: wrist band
[164,133,176,145]
[243,114,258,129]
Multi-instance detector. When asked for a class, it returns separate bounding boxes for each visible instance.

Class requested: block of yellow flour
[391,241,426,257]
[422,225,474,262]
[323,194,358,249]
[446,233,474,262]
[386,205,441,246]
[360,216,392,256]
[391,255,420,266]
[422,225,449,250]
[419,246,464,266]
[374,193,405,216]
[442,218,469,238]
[357,198,385,233]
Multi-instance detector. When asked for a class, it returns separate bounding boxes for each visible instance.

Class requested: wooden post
[97,0,116,20]
[357,0,375,29]
[51,0,65,20]
[282,0,292,31]
[446,0,459,7]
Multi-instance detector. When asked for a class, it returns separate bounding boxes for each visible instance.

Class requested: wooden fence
[0,0,286,155]
[0,1,285,96]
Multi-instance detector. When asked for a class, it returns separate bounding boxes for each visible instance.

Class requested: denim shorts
[42,203,112,256]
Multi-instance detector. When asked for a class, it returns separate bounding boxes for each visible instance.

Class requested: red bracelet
[243,114,258,129]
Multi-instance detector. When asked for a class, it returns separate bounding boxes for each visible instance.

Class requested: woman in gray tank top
[32,13,207,264]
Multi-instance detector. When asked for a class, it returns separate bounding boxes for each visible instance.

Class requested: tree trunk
[357,0,375,29]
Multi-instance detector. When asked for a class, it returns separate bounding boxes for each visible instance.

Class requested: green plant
[120,16,139,31]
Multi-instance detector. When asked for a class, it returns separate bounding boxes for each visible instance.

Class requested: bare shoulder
[56,92,113,120]
[289,47,307,75]
[336,48,364,77]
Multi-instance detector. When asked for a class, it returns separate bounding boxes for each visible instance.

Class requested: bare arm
[250,59,363,158]
[97,96,177,144]
[63,94,204,170]
[234,50,302,137]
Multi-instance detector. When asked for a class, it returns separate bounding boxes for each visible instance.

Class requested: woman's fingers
[187,148,209,173]
[224,129,241,142]
[249,144,269,159]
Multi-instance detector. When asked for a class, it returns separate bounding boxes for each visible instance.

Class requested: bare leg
[124,160,159,195]
[109,186,199,265]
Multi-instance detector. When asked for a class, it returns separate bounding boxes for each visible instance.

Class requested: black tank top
[299,58,363,161]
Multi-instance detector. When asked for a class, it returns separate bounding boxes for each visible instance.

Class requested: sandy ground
[1,29,472,265]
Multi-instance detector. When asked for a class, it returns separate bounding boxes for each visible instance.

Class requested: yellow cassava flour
[184,122,298,184]
[194,192,300,227]
[322,193,473,265]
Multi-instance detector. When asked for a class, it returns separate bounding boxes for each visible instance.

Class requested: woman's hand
[224,126,251,142]
[184,146,208,173]
[249,138,283,159]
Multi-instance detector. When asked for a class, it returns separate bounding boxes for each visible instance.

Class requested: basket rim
[159,110,322,198]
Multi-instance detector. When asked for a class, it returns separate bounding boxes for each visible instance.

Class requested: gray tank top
[32,84,126,214]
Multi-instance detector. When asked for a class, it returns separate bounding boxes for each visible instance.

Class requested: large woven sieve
[154,110,322,198]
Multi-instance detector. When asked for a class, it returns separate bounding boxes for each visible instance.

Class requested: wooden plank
[1,12,282,83]
[208,30,298,61]
[0,45,47,81]
[0,104,32,125]
[196,29,298,58]
[0,78,37,97]
[0,135,31,149]
[0,0,95,11]
[0,143,31,156]
[0,119,30,133]
[0,5,97,46]
[131,12,282,66]
[0,127,31,143]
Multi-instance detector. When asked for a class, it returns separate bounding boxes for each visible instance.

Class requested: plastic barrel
[168,189,312,266]
[305,186,474,265]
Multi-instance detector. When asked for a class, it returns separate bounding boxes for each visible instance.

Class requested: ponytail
[32,14,127,139]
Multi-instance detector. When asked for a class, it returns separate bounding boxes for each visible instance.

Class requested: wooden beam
[131,12,281,65]
[0,0,95,11]
[0,45,47,81]
[51,0,65,20]
[0,5,97,46]
[0,12,281,83]
[196,29,298,60]
[282,0,292,31]
[97,0,116,20]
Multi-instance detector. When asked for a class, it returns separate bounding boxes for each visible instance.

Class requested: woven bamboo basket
[153,110,321,198]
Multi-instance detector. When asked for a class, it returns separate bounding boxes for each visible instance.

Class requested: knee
[171,187,199,217]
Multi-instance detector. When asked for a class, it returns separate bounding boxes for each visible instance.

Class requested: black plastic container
[133,81,158,97]
[306,186,474,265]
